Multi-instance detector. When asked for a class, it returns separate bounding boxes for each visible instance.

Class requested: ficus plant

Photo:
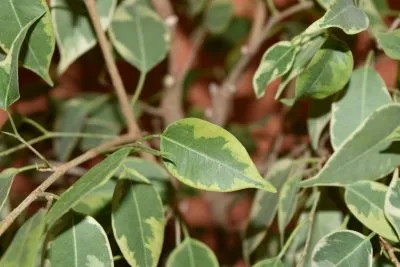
[0,0,400,266]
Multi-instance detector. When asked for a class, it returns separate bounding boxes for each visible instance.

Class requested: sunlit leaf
[166,238,219,267]
[204,0,233,34]
[112,181,165,267]
[0,0,54,84]
[345,181,398,242]
[0,209,46,267]
[311,230,373,267]
[160,118,275,192]
[0,168,18,212]
[46,147,131,227]
[48,213,113,267]
[385,169,400,239]
[375,29,400,60]
[109,1,170,72]
[253,41,297,98]
[331,66,391,150]
[301,104,400,187]
[51,0,116,74]
[296,37,353,100]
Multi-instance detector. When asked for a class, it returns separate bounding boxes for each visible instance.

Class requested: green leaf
[187,0,206,16]
[253,41,297,98]
[316,0,334,9]
[0,14,44,110]
[295,37,353,100]
[204,0,233,34]
[48,213,113,267]
[359,0,387,31]
[345,181,398,242]
[0,0,55,84]
[301,104,400,187]
[0,209,46,267]
[0,168,18,212]
[166,238,219,267]
[109,1,170,72]
[308,98,332,150]
[112,181,165,267]
[243,159,293,259]
[331,66,392,150]
[375,29,400,60]
[306,0,369,35]
[253,257,284,267]
[278,174,301,235]
[384,169,400,239]
[311,230,373,267]
[160,118,275,192]
[276,35,326,100]
[51,0,116,74]
[46,147,131,227]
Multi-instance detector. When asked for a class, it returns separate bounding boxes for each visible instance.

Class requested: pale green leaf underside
[110,2,169,72]
[0,168,18,212]
[0,14,43,110]
[0,0,55,84]
[311,230,373,267]
[166,238,219,267]
[204,0,233,34]
[296,37,353,100]
[301,104,400,187]
[46,148,131,227]
[345,181,398,242]
[375,29,400,60]
[306,0,369,35]
[253,41,297,98]
[331,66,391,150]
[52,0,116,74]
[112,181,165,267]
[160,118,275,192]
[385,170,400,239]
[0,209,46,267]
[243,159,293,258]
[48,213,113,267]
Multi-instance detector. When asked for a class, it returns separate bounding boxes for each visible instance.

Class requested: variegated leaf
[385,169,400,239]
[160,118,275,192]
[301,104,400,187]
[331,66,392,150]
[345,181,398,242]
[112,181,165,267]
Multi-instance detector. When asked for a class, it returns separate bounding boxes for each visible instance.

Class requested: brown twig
[380,236,400,267]
[0,134,137,236]
[84,0,140,136]
[210,1,314,126]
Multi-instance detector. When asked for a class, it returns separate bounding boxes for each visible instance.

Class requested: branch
[84,0,140,136]
[380,236,400,267]
[0,133,137,236]
[210,1,314,125]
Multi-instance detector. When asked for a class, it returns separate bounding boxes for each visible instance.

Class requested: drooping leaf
[204,0,233,34]
[311,230,373,267]
[46,147,131,227]
[0,0,55,84]
[0,168,18,211]
[345,181,398,242]
[0,209,46,267]
[306,0,369,35]
[295,37,353,100]
[385,169,400,239]
[276,35,326,100]
[375,29,400,60]
[331,66,391,150]
[278,174,301,236]
[0,14,44,110]
[112,181,165,267]
[243,159,293,259]
[51,0,116,74]
[253,41,297,98]
[253,257,284,267]
[109,1,170,72]
[301,104,400,187]
[166,238,219,267]
[48,213,113,267]
[160,118,275,192]
[308,98,332,150]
